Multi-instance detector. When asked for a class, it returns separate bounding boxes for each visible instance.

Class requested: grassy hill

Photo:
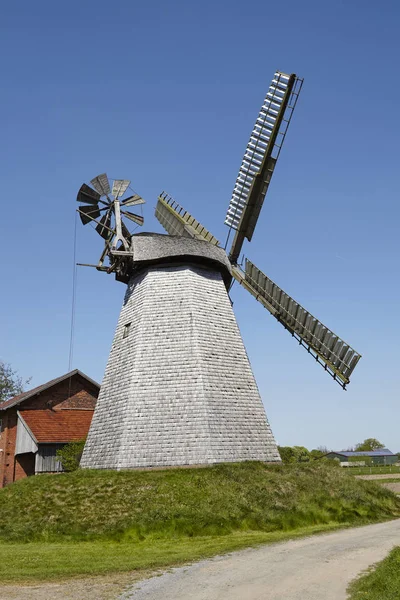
[1,461,399,544]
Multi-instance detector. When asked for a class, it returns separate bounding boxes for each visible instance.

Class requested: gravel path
[122,520,400,600]
[382,482,400,494]
[355,473,400,480]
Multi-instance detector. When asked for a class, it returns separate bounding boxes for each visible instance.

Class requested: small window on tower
[123,323,131,339]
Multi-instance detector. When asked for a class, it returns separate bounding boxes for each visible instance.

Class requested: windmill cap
[129,232,232,286]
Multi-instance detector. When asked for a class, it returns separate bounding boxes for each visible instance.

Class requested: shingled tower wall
[81,235,280,469]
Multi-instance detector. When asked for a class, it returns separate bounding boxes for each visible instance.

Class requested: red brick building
[0,369,99,487]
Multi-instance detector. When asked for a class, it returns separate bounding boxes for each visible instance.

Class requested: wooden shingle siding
[82,263,280,470]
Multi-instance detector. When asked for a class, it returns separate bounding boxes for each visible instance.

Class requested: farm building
[0,369,99,487]
[324,449,398,466]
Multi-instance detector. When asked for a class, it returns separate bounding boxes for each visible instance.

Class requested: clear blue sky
[1,0,399,452]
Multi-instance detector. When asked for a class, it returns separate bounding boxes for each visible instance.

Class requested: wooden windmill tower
[79,71,361,470]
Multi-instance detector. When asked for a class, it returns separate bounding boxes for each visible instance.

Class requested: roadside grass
[0,523,357,583]
[348,546,400,600]
[347,466,400,476]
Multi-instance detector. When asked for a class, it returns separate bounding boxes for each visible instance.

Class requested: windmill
[79,70,361,471]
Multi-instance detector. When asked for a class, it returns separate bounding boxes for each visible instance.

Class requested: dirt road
[122,520,400,600]
[355,473,400,480]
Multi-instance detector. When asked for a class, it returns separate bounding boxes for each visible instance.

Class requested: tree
[310,449,325,459]
[278,446,296,464]
[278,446,311,464]
[56,439,86,472]
[355,438,385,452]
[0,361,30,403]
[294,446,311,462]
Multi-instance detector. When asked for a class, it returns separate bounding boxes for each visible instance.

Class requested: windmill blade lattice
[156,193,219,244]
[225,71,303,263]
[231,259,361,388]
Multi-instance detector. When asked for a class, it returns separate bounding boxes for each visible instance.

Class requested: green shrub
[56,439,86,472]
[278,446,311,463]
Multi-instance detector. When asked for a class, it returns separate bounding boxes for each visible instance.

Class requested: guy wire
[68,211,78,377]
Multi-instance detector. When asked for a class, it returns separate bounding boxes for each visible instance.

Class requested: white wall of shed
[15,414,38,455]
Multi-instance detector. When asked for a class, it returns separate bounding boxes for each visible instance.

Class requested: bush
[278,446,311,464]
[56,439,86,472]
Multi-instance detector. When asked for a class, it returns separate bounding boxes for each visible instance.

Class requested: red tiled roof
[20,409,94,443]
[0,370,100,411]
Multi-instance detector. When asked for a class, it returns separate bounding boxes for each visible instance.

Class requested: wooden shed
[0,370,99,487]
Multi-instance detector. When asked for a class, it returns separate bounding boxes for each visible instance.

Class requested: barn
[0,369,99,487]
[324,449,398,466]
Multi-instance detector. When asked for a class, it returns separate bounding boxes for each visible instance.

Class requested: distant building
[324,449,397,466]
[0,370,99,487]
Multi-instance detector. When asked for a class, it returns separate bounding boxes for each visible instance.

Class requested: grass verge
[348,546,400,600]
[0,523,351,583]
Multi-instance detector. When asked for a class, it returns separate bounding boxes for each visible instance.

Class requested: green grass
[0,524,348,583]
[348,546,400,600]
[1,462,399,543]
[1,462,399,582]
[347,466,400,476]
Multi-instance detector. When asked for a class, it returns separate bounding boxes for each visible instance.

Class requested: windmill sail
[112,179,130,198]
[225,72,303,263]
[155,193,219,245]
[90,173,111,197]
[77,183,101,205]
[232,260,361,388]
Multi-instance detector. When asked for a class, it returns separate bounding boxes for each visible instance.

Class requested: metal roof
[329,449,395,457]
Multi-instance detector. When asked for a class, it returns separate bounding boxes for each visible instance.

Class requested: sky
[1,0,399,452]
